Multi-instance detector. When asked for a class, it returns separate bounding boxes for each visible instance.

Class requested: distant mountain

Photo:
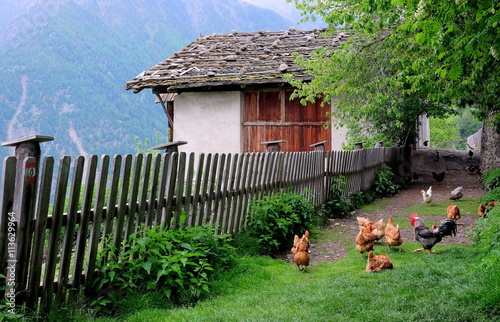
[0,0,320,162]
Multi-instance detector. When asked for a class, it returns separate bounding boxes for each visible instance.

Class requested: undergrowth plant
[241,190,315,256]
[470,202,500,317]
[91,223,235,315]
[481,168,500,190]
[325,165,399,218]
[372,164,400,197]
[325,175,352,217]
[480,168,500,204]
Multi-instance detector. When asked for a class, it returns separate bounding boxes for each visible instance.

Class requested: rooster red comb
[409,214,418,226]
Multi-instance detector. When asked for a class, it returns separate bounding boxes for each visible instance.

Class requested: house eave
[130,74,313,94]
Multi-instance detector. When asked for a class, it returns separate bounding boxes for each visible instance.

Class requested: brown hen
[385,216,403,251]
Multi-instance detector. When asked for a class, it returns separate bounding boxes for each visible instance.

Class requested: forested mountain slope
[0,0,308,161]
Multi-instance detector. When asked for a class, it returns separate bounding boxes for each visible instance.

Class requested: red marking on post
[25,161,37,184]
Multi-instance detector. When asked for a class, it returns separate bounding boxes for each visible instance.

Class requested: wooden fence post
[1,135,54,222]
[353,141,365,150]
[152,140,187,154]
[1,135,53,306]
[311,140,328,151]
[261,140,286,152]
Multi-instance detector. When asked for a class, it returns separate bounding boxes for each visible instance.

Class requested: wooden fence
[0,147,405,310]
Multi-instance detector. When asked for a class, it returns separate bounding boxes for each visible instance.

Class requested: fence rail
[0,147,405,310]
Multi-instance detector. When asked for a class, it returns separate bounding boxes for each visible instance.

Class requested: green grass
[39,195,499,322]
[359,198,392,212]
[119,244,495,322]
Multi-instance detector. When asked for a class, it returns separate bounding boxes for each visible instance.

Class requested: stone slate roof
[124,28,348,93]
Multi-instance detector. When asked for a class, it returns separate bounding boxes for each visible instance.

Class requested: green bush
[480,187,500,205]
[92,223,235,315]
[325,175,352,218]
[472,206,500,256]
[372,164,400,197]
[243,190,315,256]
[481,168,500,190]
[479,168,500,204]
[470,203,500,317]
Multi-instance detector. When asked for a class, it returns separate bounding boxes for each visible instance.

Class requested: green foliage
[341,124,392,150]
[430,108,482,149]
[372,164,400,198]
[92,223,235,315]
[455,108,483,140]
[480,168,500,204]
[470,202,500,315]
[325,167,398,218]
[481,168,500,190]
[134,132,166,154]
[480,188,500,206]
[288,0,500,147]
[0,274,26,321]
[471,207,500,259]
[325,175,352,217]
[243,190,315,255]
[429,115,462,149]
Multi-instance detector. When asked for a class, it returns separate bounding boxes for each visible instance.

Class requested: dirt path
[284,172,486,265]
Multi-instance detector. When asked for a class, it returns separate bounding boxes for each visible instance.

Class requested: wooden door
[243,90,331,152]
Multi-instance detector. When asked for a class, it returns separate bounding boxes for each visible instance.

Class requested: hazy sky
[242,0,297,15]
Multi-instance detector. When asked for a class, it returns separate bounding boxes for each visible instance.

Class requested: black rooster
[432,171,445,182]
[409,214,457,254]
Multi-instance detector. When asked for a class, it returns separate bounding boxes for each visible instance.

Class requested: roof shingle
[124,28,348,93]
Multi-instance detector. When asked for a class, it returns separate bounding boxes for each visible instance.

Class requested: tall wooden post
[1,135,53,305]
[1,135,54,222]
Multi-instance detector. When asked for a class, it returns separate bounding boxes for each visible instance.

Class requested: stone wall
[480,110,500,173]
[411,148,480,180]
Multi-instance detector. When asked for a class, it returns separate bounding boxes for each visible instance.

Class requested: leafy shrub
[244,190,315,256]
[92,223,235,314]
[325,175,352,217]
[470,204,500,318]
[372,164,400,197]
[481,168,500,190]
[472,206,500,257]
[480,187,500,205]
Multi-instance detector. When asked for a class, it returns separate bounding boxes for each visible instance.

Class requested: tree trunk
[480,110,500,173]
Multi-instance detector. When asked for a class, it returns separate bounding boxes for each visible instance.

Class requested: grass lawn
[123,245,493,322]
[41,196,499,322]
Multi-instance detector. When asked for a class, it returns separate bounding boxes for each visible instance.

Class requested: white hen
[420,186,433,204]
[449,186,463,200]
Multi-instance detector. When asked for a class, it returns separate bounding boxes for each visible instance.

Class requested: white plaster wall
[330,98,348,150]
[173,91,242,154]
[330,125,348,150]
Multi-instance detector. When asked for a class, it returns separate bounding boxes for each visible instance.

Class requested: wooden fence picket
[57,156,84,301]
[42,156,71,308]
[0,156,16,298]
[26,157,54,307]
[113,154,132,250]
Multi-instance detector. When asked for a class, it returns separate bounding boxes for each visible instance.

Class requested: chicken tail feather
[438,219,457,237]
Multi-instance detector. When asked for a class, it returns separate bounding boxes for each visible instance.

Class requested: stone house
[125,28,349,153]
